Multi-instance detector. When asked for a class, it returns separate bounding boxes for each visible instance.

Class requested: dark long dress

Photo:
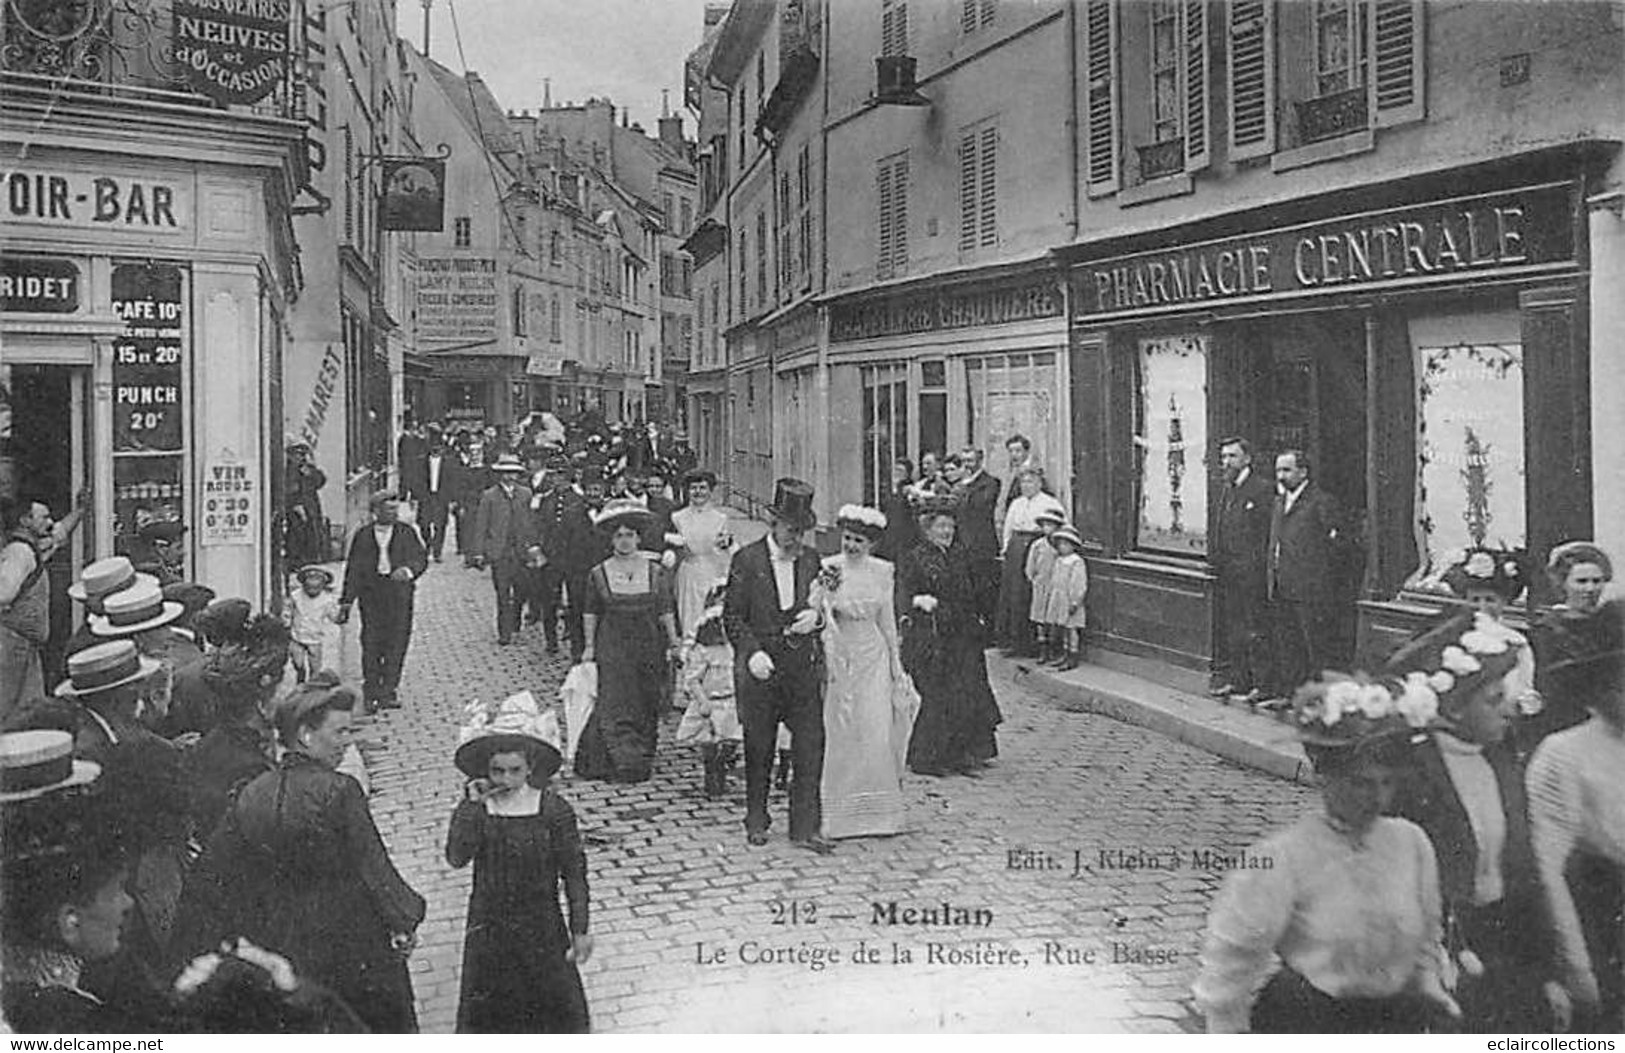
[446,792,590,1033]
[875,485,918,562]
[180,752,426,1033]
[896,539,1002,774]
[1527,601,1620,747]
[994,531,1041,647]
[573,561,674,782]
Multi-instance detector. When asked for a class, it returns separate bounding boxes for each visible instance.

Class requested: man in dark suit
[339,491,427,710]
[469,455,540,646]
[723,478,833,855]
[538,467,607,660]
[397,421,429,503]
[418,438,458,562]
[957,447,1003,630]
[1210,437,1276,704]
[1263,449,1348,706]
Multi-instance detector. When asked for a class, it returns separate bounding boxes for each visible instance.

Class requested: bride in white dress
[812,505,919,839]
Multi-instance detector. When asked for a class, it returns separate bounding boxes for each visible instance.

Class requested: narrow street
[343,545,1312,1033]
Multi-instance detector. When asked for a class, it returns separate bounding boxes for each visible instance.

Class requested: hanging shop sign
[112,263,186,453]
[201,452,257,546]
[416,257,498,345]
[380,158,446,232]
[830,276,1062,343]
[1073,183,1576,318]
[0,257,79,313]
[3,166,189,233]
[172,0,291,106]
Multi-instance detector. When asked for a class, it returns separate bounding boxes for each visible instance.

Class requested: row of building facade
[1,0,700,617]
[684,0,1623,682]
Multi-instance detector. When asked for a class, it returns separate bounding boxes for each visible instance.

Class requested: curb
[987,653,1314,785]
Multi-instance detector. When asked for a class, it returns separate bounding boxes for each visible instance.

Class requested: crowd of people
[0,405,1620,1034]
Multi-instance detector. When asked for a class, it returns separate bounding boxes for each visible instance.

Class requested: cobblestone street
[343,547,1313,1033]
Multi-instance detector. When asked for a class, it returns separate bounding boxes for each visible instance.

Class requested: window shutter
[892,156,909,274]
[877,160,896,279]
[958,132,979,251]
[1226,0,1274,159]
[961,0,978,33]
[1084,0,1120,195]
[882,0,909,57]
[1371,0,1424,127]
[978,125,997,246]
[1183,0,1210,171]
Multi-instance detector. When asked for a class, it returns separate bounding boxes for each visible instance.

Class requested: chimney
[657,112,683,152]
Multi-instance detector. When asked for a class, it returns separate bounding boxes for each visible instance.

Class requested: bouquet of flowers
[815,563,843,594]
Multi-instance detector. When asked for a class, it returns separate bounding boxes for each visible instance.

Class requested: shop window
[1405,314,1526,592]
[1132,335,1207,555]
[861,364,909,507]
[876,151,909,281]
[966,351,1063,501]
[919,360,947,464]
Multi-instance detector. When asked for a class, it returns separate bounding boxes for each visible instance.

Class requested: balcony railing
[1136,138,1185,182]
[1295,85,1369,144]
[1,0,297,120]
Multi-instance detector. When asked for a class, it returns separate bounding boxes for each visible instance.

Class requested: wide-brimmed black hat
[769,478,816,529]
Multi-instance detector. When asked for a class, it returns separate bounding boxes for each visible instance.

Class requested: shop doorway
[1,363,88,684]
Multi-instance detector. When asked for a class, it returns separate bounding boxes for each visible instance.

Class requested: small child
[1025,511,1066,665]
[675,589,743,799]
[1043,526,1090,671]
[285,565,341,683]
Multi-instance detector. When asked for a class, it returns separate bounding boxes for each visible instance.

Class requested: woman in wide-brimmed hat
[572,500,680,783]
[1526,602,1624,1032]
[1194,673,1461,1033]
[1382,611,1563,1032]
[446,692,591,1033]
[181,672,425,1033]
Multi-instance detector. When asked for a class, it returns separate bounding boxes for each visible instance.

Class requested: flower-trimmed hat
[1441,547,1527,602]
[1290,671,1433,752]
[1380,609,1527,721]
[593,497,655,534]
[836,504,887,540]
[455,691,563,779]
[89,577,185,636]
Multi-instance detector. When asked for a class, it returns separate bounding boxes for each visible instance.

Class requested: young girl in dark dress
[447,692,592,1033]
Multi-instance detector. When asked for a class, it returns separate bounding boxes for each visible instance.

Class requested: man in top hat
[470,455,542,646]
[339,491,427,711]
[722,478,834,854]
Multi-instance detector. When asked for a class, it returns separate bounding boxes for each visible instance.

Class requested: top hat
[1050,525,1084,550]
[455,692,563,780]
[490,454,527,474]
[768,478,816,530]
[89,577,185,636]
[0,730,101,803]
[1441,547,1527,603]
[67,557,152,609]
[53,639,162,699]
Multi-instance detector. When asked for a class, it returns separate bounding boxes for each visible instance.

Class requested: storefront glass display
[965,351,1062,498]
[110,261,187,563]
[860,363,907,507]
[1406,313,1527,592]
[1134,334,1208,555]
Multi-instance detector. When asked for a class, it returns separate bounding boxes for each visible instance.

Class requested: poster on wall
[1136,334,1209,555]
[415,257,498,346]
[1409,341,1527,590]
[201,451,257,547]
[112,263,186,453]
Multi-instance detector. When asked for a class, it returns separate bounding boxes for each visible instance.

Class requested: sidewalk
[986,653,1312,784]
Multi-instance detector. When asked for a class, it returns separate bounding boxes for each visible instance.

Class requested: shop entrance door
[2,363,88,684]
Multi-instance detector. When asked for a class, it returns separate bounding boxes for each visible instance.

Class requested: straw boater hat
[593,497,655,534]
[455,691,563,779]
[0,730,101,803]
[53,639,162,699]
[491,454,527,474]
[89,577,184,636]
[66,556,157,612]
